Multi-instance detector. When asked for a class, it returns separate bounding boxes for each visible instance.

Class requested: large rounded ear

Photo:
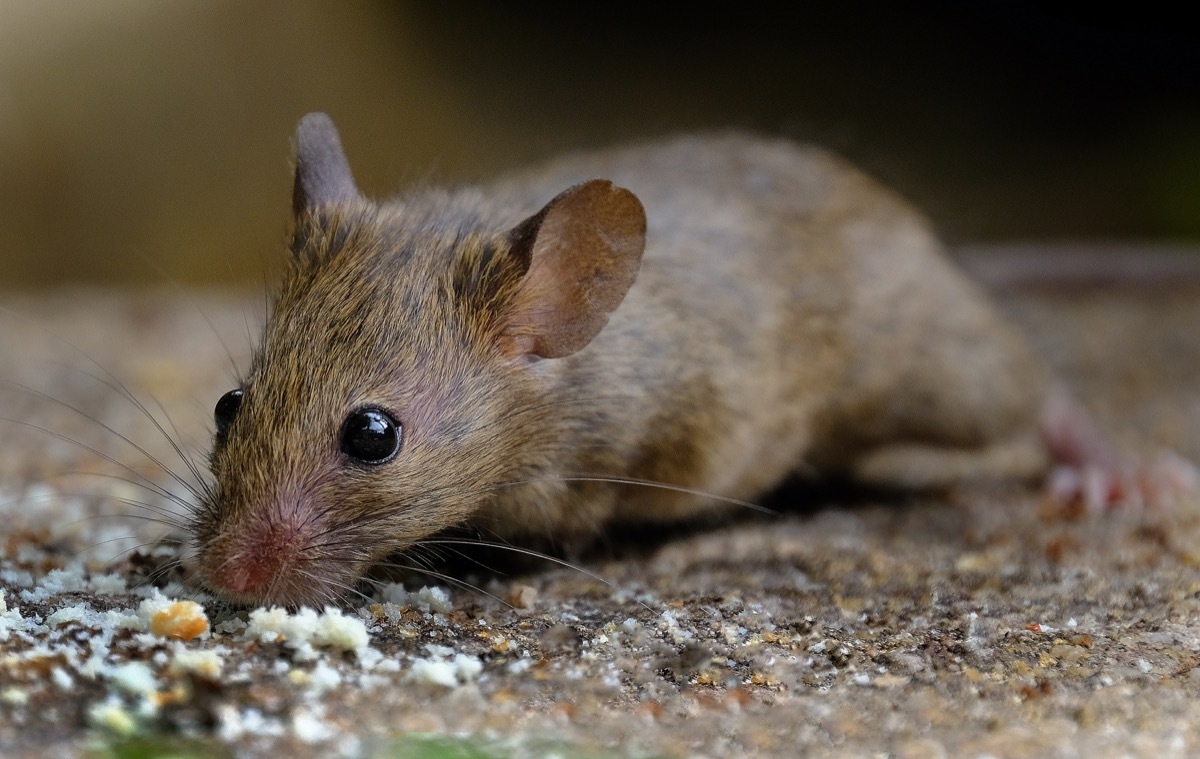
[500,179,647,359]
[291,112,360,215]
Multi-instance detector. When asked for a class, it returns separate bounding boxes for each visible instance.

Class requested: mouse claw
[1045,451,1198,519]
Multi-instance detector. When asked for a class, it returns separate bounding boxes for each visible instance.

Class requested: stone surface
[1,271,1199,758]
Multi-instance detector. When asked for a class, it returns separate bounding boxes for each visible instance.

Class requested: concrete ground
[1,247,1199,758]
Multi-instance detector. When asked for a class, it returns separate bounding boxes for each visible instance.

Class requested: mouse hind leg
[846,385,1197,512]
[1038,387,1197,513]
[850,433,1049,492]
[829,303,1053,492]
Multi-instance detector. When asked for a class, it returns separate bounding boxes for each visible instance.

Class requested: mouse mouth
[197,552,371,610]
[200,575,361,610]
[194,517,374,609]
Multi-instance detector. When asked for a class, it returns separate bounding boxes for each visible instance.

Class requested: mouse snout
[205,520,305,596]
[197,507,344,607]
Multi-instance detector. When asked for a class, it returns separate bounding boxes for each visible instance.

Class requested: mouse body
[191,114,1126,608]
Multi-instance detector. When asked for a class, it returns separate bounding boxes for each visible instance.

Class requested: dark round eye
[340,408,402,464]
[214,389,244,440]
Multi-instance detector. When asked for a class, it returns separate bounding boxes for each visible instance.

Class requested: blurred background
[1,1,1198,287]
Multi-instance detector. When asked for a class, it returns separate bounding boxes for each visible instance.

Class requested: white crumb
[378,583,453,614]
[110,661,157,697]
[408,651,483,687]
[88,698,138,737]
[307,659,343,695]
[168,647,224,679]
[51,666,74,691]
[244,605,371,657]
[291,706,336,743]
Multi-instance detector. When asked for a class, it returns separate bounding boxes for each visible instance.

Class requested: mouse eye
[340,407,402,464]
[214,388,244,440]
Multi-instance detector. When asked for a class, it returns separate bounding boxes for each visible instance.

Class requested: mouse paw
[1045,451,1198,518]
[1038,387,1197,517]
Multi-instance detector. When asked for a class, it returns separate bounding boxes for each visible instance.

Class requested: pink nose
[216,560,275,595]
[207,523,300,597]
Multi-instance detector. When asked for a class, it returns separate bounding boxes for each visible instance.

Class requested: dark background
[1,2,1197,286]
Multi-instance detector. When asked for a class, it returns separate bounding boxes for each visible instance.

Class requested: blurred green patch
[379,733,640,759]
[95,735,230,759]
[97,733,640,759]
[1140,112,1200,239]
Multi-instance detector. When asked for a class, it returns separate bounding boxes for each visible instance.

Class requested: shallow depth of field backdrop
[0,2,1198,288]
[4,5,1200,758]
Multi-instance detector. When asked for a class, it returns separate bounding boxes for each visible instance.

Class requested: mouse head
[190,113,646,608]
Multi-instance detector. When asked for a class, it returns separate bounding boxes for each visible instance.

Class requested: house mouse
[190,112,1192,608]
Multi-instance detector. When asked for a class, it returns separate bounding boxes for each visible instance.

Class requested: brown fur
[193,115,1056,608]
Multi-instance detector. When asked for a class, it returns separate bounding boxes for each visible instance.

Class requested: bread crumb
[454,653,483,682]
[51,666,74,691]
[507,583,538,609]
[308,659,342,694]
[245,607,291,643]
[214,617,248,635]
[46,605,86,627]
[244,606,370,656]
[1,591,28,643]
[312,607,369,652]
[416,586,452,613]
[409,652,483,687]
[111,662,157,697]
[150,601,209,640]
[88,699,138,737]
[409,659,458,687]
[1,686,28,706]
[291,707,336,743]
[168,648,223,679]
[87,573,128,595]
[379,584,454,613]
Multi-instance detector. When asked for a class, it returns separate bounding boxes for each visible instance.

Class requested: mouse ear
[500,179,646,359]
[291,112,360,214]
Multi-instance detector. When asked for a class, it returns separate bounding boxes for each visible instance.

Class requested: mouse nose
[215,557,279,596]
[205,521,303,599]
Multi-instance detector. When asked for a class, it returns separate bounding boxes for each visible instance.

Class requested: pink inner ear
[502,180,646,360]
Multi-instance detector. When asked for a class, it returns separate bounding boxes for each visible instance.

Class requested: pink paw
[1039,387,1197,517]
[1046,451,1198,518]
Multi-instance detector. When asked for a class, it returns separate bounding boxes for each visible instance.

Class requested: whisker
[5,383,204,502]
[421,539,507,578]
[136,557,189,594]
[292,568,372,609]
[0,424,194,512]
[400,542,445,571]
[365,561,509,609]
[131,250,242,382]
[0,305,212,497]
[68,510,184,531]
[564,475,777,515]
[144,392,213,498]
[418,538,658,614]
[0,486,173,521]
[487,473,779,516]
[343,467,775,544]
[78,536,167,565]
[52,470,198,519]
